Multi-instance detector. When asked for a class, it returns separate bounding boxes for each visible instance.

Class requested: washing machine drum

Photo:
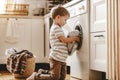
[75,24,83,50]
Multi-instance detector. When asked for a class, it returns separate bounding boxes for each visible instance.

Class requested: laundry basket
[14,56,35,79]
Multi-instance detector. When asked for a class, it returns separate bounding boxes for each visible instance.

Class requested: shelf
[5,4,29,16]
[0,15,44,19]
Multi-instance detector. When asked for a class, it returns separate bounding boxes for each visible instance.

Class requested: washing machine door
[75,22,83,50]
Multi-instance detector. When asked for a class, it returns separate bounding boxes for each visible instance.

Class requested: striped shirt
[49,24,68,62]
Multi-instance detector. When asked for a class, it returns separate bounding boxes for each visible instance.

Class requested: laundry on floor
[27,69,51,80]
[6,48,35,79]
[7,49,33,74]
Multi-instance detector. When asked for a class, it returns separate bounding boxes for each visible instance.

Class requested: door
[90,0,107,72]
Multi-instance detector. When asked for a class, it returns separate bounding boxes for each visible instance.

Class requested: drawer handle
[94,35,104,37]
[79,5,85,10]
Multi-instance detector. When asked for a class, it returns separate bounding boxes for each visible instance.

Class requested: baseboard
[35,63,50,71]
[0,64,7,71]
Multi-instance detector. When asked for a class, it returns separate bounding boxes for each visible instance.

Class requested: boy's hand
[74,37,80,42]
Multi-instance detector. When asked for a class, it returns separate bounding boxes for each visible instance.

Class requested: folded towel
[5,48,18,58]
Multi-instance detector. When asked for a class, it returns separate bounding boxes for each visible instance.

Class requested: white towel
[5,18,19,44]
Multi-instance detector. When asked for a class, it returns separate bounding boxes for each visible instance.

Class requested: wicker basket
[14,56,35,79]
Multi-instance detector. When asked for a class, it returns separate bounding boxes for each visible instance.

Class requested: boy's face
[55,15,69,27]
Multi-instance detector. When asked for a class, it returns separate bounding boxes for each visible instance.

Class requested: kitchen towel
[5,18,19,44]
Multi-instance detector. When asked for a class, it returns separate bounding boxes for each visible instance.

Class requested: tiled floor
[0,71,79,80]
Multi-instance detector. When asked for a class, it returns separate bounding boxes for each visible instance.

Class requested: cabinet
[44,14,50,60]
[16,19,32,50]
[90,0,107,72]
[31,19,44,63]
[0,18,44,64]
[90,32,107,72]
[0,18,8,63]
[90,0,107,32]
[0,18,32,64]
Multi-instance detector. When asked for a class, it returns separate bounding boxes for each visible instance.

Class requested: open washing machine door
[66,23,83,56]
[75,22,83,50]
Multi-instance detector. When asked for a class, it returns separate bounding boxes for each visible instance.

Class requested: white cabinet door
[0,18,8,63]
[16,19,32,50]
[90,32,107,72]
[31,19,44,63]
[90,0,107,32]
[0,18,32,64]
[90,0,107,72]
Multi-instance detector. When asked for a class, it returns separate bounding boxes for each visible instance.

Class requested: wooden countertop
[0,15,44,19]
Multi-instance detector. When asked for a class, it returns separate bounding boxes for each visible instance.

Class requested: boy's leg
[60,62,67,80]
[49,57,61,80]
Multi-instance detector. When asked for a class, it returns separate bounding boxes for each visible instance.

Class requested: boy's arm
[58,36,80,43]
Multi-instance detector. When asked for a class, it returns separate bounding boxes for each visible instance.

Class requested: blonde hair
[50,6,70,19]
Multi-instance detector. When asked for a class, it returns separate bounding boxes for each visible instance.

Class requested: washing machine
[62,0,90,79]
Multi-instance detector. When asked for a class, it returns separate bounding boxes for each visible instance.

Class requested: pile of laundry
[26,69,51,80]
[6,48,34,75]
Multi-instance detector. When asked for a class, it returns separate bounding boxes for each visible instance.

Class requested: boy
[49,6,80,80]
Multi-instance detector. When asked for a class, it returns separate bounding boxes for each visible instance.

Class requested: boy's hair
[50,6,70,19]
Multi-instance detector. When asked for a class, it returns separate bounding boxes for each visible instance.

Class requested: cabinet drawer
[90,32,107,72]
